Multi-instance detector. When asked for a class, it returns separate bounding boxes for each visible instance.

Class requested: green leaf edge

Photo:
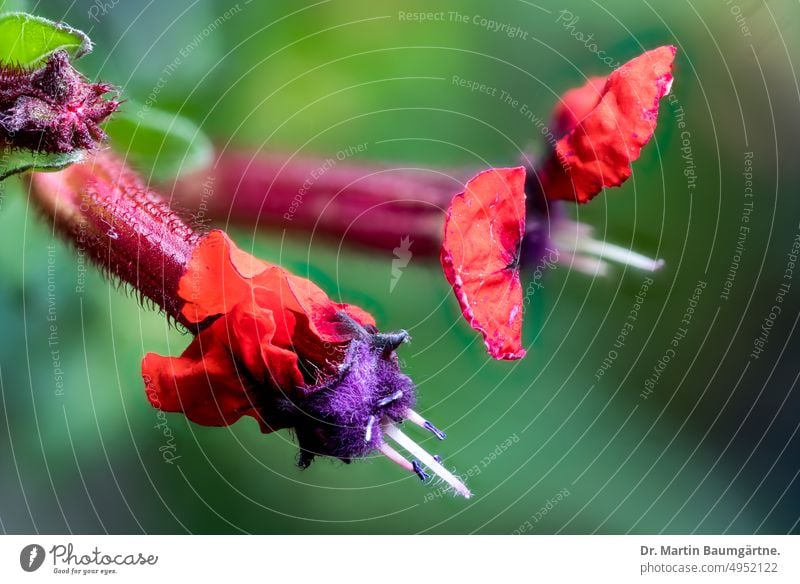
[0,11,93,67]
[0,149,86,181]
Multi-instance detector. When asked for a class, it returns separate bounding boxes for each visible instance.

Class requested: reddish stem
[29,152,201,327]
[168,151,469,255]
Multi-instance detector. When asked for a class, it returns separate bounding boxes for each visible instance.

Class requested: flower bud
[1,50,118,153]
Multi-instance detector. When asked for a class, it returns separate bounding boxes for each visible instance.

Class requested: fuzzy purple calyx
[290,315,416,467]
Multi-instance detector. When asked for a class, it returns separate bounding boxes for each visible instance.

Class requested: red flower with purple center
[440,46,676,359]
[30,151,472,497]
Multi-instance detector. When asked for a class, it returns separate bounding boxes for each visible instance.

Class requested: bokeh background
[1,0,799,534]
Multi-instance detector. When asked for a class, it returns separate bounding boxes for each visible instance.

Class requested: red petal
[178,230,271,324]
[543,46,676,203]
[227,300,305,391]
[142,301,304,432]
[142,326,261,428]
[178,230,375,344]
[440,167,527,360]
[264,269,376,344]
[551,75,607,138]
[148,229,380,429]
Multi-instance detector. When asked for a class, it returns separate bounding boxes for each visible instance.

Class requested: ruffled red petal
[177,230,271,324]
[543,46,676,203]
[441,167,527,361]
[142,322,261,429]
[226,299,305,391]
[145,229,377,429]
[179,230,374,341]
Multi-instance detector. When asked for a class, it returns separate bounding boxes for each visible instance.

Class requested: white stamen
[405,409,447,439]
[378,442,414,472]
[383,421,472,499]
[552,219,665,274]
[405,409,427,428]
[559,250,609,277]
[578,238,665,272]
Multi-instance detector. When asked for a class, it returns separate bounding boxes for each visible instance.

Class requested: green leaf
[104,103,213,181]
[0,148,85,181]
[0,12,92,67]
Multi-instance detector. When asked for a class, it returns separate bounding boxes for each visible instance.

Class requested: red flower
[140,230,470,494]
[550,75,607,138]
[439,48,675,360]
[543,45,676,203]
[142,229,375,430]
[440,167,527,360]
[30,151,470,497]
[30,151,472,496]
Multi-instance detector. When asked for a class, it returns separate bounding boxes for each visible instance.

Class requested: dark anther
[298,449,314,469]
[423,420,447,440]
[336,311,371,339]
[377,390,403,407]
[372,330,410,352]
[412,460,429,481]
[337,311,410,354]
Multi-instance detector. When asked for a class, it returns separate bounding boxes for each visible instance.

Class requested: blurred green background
[1,0,799,534]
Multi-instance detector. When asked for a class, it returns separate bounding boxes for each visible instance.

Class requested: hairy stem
[28,152,201,327]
